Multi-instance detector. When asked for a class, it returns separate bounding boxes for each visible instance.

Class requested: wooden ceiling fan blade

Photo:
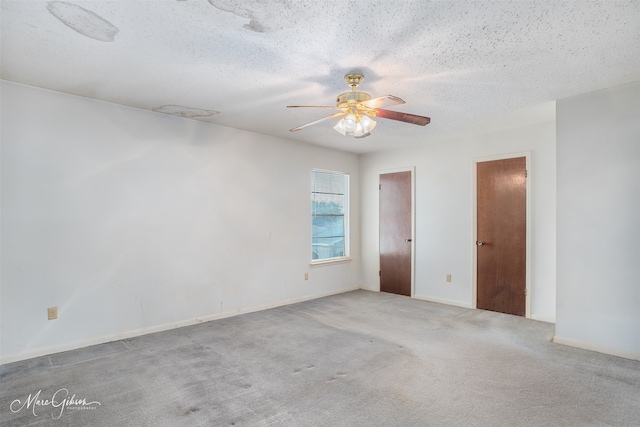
[374,109,431,126]
[289,112,345,132]
[360,95,406,109]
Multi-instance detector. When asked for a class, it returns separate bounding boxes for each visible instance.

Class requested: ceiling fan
[287,73,430,138]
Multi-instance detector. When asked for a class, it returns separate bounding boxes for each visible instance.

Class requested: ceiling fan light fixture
[360,115,376,132]
[343,114,357,133]
[333,113,376,137]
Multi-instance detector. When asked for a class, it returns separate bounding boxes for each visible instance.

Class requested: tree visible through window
[311,170,349,261]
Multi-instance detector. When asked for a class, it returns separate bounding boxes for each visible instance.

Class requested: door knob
[476,240,485,246]
[405,239,412,242]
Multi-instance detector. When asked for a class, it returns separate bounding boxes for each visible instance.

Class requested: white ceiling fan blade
[360,95,405,109]
[287,105,341,109]
[289,111,345,132]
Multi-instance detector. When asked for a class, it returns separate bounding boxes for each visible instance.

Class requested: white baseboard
[553,335,640,361]
[359,285,379,292]
[413,296,558,324]
[413,294,474,309]
[530,314,556,324]
[0,286,359,365]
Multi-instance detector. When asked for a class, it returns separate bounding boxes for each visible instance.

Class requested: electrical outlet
[304,272,309,281]
[47,306,58,320]
[446,274,452,282]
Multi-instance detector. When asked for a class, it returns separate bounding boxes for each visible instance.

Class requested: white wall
[360,122,557,322]
[555,81,640,359]
[0,81,360,364]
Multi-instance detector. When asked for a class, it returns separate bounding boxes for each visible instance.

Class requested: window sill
[310,257,352,267]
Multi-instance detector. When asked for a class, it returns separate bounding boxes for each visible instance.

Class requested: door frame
[472,152,531,318]
[378,167,415,297]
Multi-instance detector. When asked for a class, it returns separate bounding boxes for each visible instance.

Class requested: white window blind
[311,170,349,261]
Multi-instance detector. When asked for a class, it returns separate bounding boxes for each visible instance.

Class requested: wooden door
[476,157,526,316]
[379,171,412,296]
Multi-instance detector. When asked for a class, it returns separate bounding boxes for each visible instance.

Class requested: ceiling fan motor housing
[336,91,374,119]
[336,91,372,106]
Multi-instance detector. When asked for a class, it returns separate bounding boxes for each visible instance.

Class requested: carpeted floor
[1,290,639,426]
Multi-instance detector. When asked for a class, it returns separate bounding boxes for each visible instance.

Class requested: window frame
[310,169,351,265]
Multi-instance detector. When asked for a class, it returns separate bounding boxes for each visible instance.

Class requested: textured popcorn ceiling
[1,0,638,153]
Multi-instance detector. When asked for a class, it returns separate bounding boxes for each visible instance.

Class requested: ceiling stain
[153,105,221,118]
[207,0,301,33]
[47,1,119,42]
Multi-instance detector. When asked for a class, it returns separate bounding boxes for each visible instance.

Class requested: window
[311,169,349,262]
